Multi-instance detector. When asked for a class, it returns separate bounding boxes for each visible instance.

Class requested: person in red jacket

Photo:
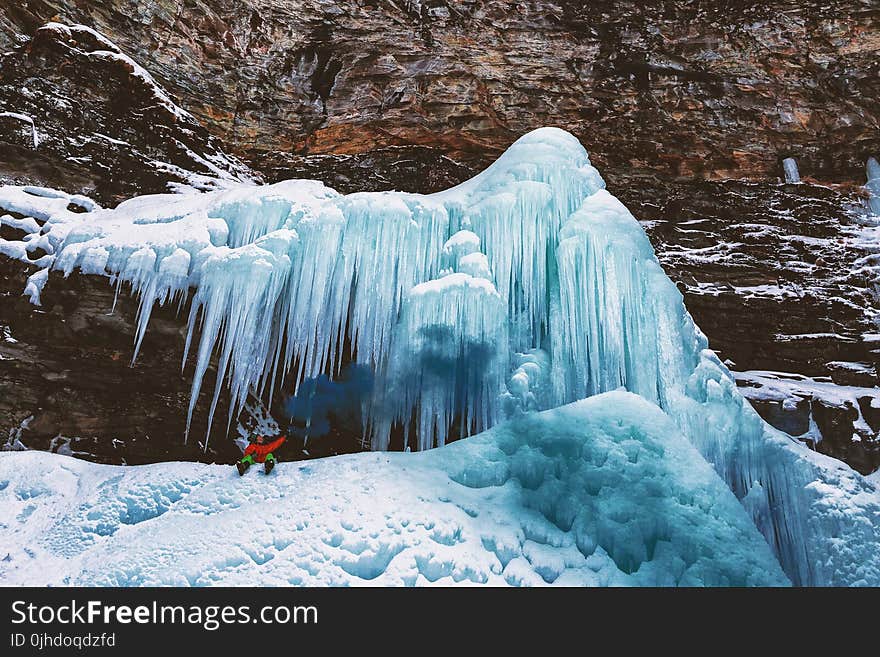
[236,434,286,475]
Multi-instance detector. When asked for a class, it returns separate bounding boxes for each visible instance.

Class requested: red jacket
[243,435,286,463]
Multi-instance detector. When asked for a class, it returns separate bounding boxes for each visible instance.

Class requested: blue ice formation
[782,157,800,184]
[866,156,880,215]
[0,128,878,586]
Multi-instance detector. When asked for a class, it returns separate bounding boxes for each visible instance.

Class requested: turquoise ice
[0,128,878,585]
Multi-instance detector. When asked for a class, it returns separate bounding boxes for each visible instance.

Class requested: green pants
[240,453,276,466]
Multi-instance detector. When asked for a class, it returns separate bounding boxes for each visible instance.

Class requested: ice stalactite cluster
[1,128,879,585]
[2,129,603,452]
[546,183,880,586]
[552,190,700,407]
[373,231,508,451]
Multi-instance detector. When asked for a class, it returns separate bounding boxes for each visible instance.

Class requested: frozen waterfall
[867,156,880,215]
[1,128,878,586]
[782,157,800,184]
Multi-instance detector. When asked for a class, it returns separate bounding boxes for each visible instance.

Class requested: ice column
[866,156,880,215]
[372,231,507,451]
[782,157,800,184]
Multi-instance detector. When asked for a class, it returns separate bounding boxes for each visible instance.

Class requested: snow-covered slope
[1,128,879,586]
[0,392,788,586]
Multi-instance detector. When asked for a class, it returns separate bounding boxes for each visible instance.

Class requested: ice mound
[1,128,879,585]
[0,392,788,586]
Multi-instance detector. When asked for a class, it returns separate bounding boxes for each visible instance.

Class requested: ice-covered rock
[0,22,257,203]
[735,370,880,475]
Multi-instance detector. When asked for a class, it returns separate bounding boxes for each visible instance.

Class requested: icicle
[374,272,508,451]
[23,268,49,305]
[36,130,605,452]
[866,156,880,215]
[782,157,800,184]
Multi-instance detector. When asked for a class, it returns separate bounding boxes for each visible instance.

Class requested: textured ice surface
[0,392,788,587]
[1,128,879,585]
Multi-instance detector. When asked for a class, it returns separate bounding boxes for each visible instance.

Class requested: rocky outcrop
[621,177,880,472]
[735,370,880,475]
[257,145,476,195]
[2,1,877,184]
[1,6,878,472]
[0,21,256,205]
[619,178,879,383]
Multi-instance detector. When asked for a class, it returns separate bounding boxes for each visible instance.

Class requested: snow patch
[0,393,789,587]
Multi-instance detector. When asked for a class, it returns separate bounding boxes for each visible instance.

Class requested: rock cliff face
[0,21,256,204]
[0,253,245,465]
[2,1,878,183]
[622,179,878,380]
[1,2,878,471]
[619,178,880,473]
